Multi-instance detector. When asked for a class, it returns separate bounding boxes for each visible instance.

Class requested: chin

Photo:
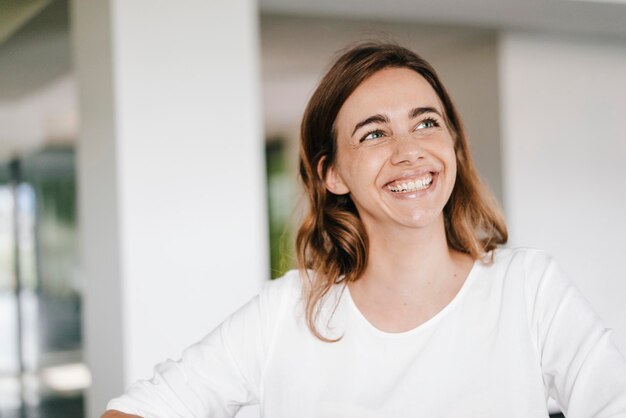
[399,209,444,229]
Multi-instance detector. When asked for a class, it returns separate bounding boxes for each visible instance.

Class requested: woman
[104,42,626,417]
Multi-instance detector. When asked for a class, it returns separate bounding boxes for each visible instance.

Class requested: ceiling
[0,0,69,100]
[260,14,494,80]
[0,0,625,102]
[0,0,50,44]
[259,0,626,38]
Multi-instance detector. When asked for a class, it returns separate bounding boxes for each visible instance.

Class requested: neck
[356,215,461,294]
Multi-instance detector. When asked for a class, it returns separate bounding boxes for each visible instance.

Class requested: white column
[499,32,626,353]
[71,1,267,417]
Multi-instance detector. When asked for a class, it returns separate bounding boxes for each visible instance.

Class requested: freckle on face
[330,67,457,231]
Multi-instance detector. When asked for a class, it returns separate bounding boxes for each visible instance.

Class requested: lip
[383,171,439,199]
[382,167,439,188]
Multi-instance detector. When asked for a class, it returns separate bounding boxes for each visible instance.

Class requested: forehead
[335,67,443,130]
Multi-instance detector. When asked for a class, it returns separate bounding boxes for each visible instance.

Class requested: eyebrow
[351,114,389,137]
[408,106,442,120]
[351,106,443,137]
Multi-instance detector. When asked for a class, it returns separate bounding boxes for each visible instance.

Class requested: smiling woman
[103,42,626,418]
[330,69,457,228]
[298,44,506,340]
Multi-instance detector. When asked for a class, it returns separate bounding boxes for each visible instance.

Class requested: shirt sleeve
[524,250,626,418]
[106,273,295,418]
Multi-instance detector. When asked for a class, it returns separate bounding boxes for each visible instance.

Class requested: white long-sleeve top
[107,248,626,417]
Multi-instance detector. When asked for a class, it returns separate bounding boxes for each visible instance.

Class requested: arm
[103,274,293,418]
[525,251,626,418]
[105,318,255,417]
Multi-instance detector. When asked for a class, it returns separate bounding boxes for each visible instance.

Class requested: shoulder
[478,246,572,300]
[259,269,304,304]
[252,269,306,325]
[485,246,559,279]
[489,246,554,267]
[217,270,306,375]
[488,246,582,316]
[220,270,303,339]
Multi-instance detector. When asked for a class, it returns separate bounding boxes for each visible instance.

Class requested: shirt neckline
[343,256,484,338]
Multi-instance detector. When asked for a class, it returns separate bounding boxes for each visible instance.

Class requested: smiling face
[325,67,457,234]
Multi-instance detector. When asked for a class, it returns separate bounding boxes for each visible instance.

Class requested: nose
[389,135,425,166]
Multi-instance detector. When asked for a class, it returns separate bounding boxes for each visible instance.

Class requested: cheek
[449,151,458,176]
[447,153,458,187]
[357,155,383,176]
[443,139,457,171]
[435,140,458,188]
[340,150,387,189]
[446,151,459,197]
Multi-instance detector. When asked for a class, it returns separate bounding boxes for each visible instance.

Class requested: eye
[360,129,386,143]
[416,117,440,130]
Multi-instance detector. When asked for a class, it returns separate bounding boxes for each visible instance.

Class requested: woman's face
[326,67,457,233]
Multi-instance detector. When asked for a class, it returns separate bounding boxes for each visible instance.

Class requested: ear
[318,157,350,195]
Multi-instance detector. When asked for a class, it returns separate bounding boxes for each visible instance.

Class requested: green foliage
[265,139,296,279]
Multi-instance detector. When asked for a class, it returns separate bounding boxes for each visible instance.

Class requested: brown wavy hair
[296,42,507,341]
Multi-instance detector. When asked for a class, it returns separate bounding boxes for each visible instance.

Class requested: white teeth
[387,174,433,193]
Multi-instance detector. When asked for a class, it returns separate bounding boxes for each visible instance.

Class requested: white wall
[72,1,268,416]
[499,32,626,353]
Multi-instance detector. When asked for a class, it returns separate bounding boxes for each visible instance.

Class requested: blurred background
[0,0,625,417]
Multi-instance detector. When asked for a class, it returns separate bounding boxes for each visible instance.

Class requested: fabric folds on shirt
[107,248,626,418]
